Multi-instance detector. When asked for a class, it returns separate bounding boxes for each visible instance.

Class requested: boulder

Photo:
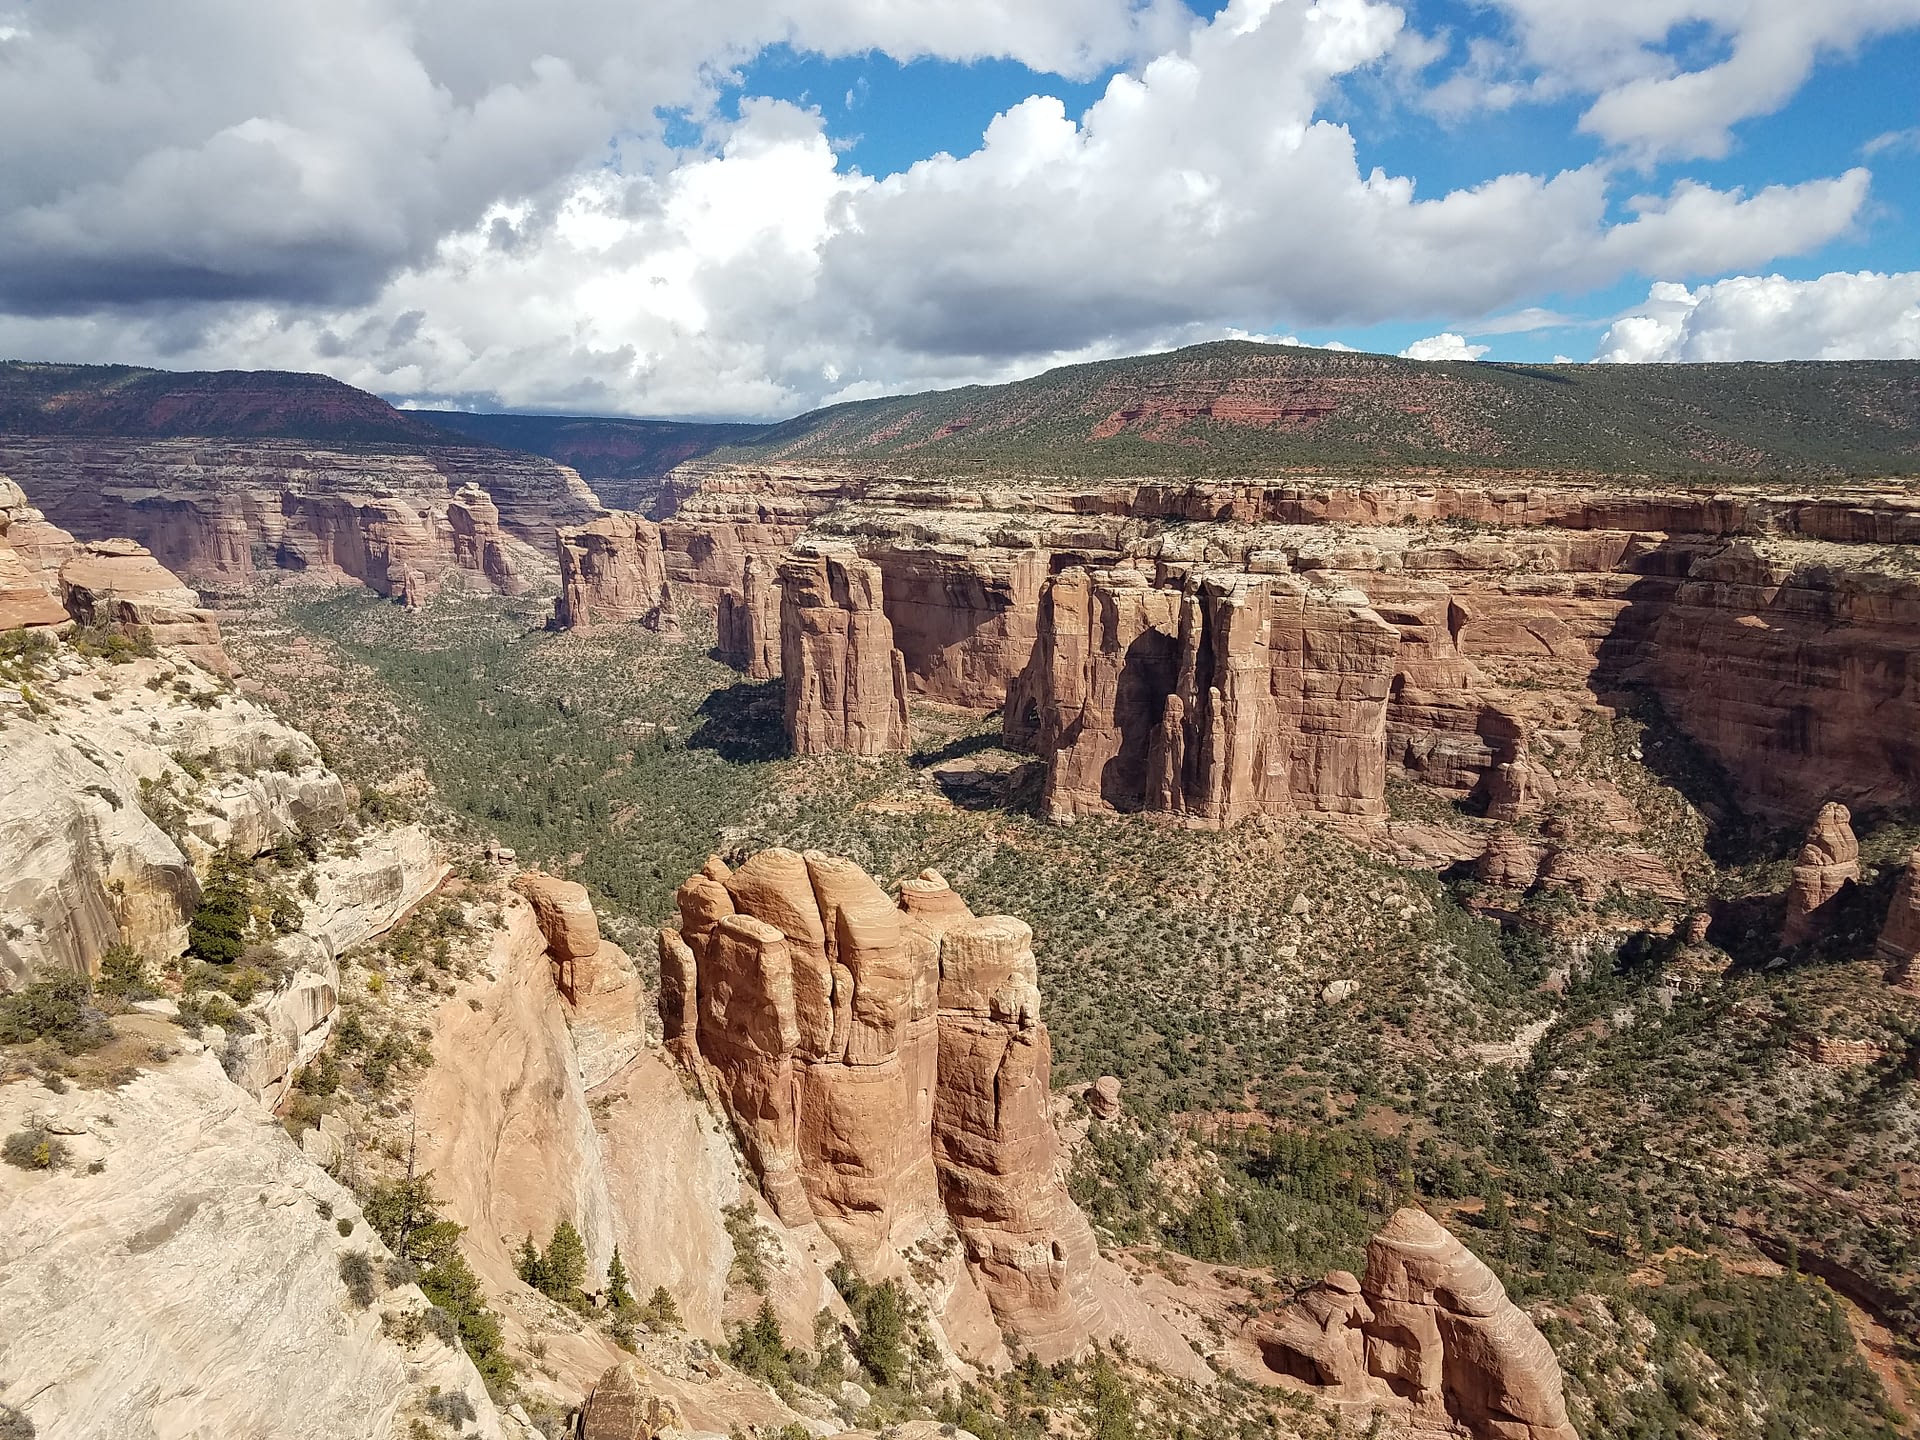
[1782,802,1860,946]
[579,1359,681,1440]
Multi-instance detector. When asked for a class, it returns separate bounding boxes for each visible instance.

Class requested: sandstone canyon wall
[780,545,911,757]
[551,512,678,632]
[653,465,1920,832]
[0,438,601,603]
[662,849,1100,1360]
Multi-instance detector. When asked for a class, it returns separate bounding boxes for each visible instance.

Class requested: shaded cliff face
[662,849,1101,1360]
[0,436,599,601]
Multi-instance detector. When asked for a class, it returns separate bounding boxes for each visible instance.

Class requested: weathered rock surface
[515,871,602,961]
[665,851,1099,1360]
[0,647,346,988]
[658,464,1920,838]
[0,474,70,628]
[1254,1208,1579,1440]
[1008,564,1398,823]
[1089,1075,1123,1120]
[781,545,910,756]
[1783,802,1860,946]
[579,1359,681,1440]
[0,1051,513,1439]
[553,512,678,632]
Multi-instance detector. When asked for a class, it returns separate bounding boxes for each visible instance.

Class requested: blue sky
[712,6,1920,368]
[1,0,1916,414]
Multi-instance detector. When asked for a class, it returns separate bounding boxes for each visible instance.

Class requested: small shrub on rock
[3,1126,67,1171]
[0,973,108,1053]
[423,1390,476,1426]
[339,1251,377,1308]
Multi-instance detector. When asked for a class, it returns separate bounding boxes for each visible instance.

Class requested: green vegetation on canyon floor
[219,585,1920,1440]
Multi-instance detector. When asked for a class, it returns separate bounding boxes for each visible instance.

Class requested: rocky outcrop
[1254,1208,1578,1440]
[663,850,1099,1359]
[781,545,910,756]
[59,537,234,674]
[515,871,601,961]
[716,553,780,679]
[0,475,70,629]
[0,646,346,988]
[0,1051,515,1439]
[1878,850,1920,987]
[1783,802,1860,946]
[552,513,677,632]
[655,463,1920,837]
[447,483,525,595]
[579,1360,681,1440]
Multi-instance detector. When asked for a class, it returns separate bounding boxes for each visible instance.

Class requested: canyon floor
[208,577,1920,1440]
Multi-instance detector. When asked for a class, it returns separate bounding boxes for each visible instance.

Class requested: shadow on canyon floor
[687,677,789,763]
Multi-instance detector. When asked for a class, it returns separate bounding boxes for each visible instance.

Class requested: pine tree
[606,1245,633,1312]
[188,849,251,965]
[541,1218,587,1299]
[515,1233,544,1290]
[643,1285,682,1329]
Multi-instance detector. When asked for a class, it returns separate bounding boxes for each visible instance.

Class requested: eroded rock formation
[781,545,910,756]
[0,475,70,629]
[717,552,780,679]
[1007,564,1398,823]
[1255,1208,1579,1440]
[1783,802,1860,946]
[661,850,1099,1358]
[552,513,677,632]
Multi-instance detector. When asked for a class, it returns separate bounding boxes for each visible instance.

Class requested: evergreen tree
[515,1233,544,1290]
[852,1279,907,1388]
[606,1245,633,1312]
[188,850,251,965]
[643,1285,682,1329]
[541,1218,587,1299]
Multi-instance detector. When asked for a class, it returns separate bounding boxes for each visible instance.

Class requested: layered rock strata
[1255,1207,1579,1440]
[1783,802,1860,946]
[716,553,780,679]
[661,850,1100,1358]
[0,475,71,629]
[0,437,598,599]
[1007,564,1399,823]
[780,545,910,756]
[552,513,678,632]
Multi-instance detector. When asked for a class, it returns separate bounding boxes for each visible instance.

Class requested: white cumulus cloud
[1595,271,1920,362]
[1399,333,1490,361]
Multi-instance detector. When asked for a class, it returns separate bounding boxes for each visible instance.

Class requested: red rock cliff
[780,545,910,757]
[551,513,678,633]
[661,850,1099,1359]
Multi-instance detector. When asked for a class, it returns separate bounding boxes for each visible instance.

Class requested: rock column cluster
[660,848,1098,1357]
[1005,565,1398,824]
[780,545,910,757]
